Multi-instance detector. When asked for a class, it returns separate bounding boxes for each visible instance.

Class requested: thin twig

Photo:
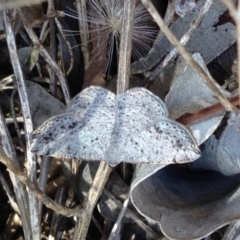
[73,1,136,239]
[3,9,40,239]
[221,0,237,18]
[0,107,32,240]
[39,0,53,41]
[38,155,50,215]
[222,221,240,240]
[10,89,24,149]
[103,190,161,239]
[5,117,23,124]
[117,0,136,94]
[117,0,136,180]
[177,95,239,125]
[141,0,236,112]
[17,8,71,104]
[0,147,84,218]
[0,171,19,214]
[150,0,214,80]
[221,0,240,110]
[106,1,137,239]
[39,0,57,96]
[75,0,90,68]
[131,0,175,74]
[49,15,57,96]
[49,185,66,239]
[0,0,45,10]
[73,162,112,239]
[108,195,130,240]
[55,17,74,75]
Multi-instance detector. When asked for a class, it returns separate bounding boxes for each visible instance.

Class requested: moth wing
[111,117,200,165]
[31,87,116,161]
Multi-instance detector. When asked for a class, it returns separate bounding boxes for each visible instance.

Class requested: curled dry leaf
[165,53,231,145]
[191,113,240,176]
[131,162,240,240]
[31,86,200,167]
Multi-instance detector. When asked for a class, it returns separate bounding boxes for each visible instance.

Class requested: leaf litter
[0,0,239,239]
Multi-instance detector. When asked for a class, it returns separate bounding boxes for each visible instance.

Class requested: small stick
[3,9,40,239]
[0,0,45,10]
[108,195,130,240]
[39,0,57,96]
[117,0,136,94]
[177,95,239,125]
[150,0,214,80]
[110,0,136,237]
[104,189,161,239]
[221,0,240,112]
[73,161,112,239]
[38,155,50,215]
[10,89,24,149]
[55,17,74,75]
[0,171,20,214]
[73,1,136,239]
[141,0,236,112]
[75,0,90,68]
[0,107,32,240]
[131,0,175,74]
[39,0,53,41]
[0,147,84,218]
[17,8,71,104]
[222,221,240,240]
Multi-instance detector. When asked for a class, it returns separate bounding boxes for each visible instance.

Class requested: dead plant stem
[0,108,32,240]
[0,147,84,218]
[0,0,44,10]
[117,0,136,94]
[17,8,71,104]
[150,0,214,80]
[76,0,90,68]
[3,9,40,239]
[104,190,160,239]
[73,0,136,239]
[73,161,112,239]
[221,0,240,109]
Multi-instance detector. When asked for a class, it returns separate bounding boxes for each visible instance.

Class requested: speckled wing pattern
[118,117,200,164]
[105,88,169,165]
[31,86,200,166]
[31,87,116,161]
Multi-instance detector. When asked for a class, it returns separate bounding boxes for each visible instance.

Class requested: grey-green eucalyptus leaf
[25,81,65,128]
[165,53,230,145]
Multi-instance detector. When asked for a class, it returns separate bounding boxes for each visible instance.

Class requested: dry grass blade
[0,0,45,10]
[150,0,214,80]
[221,0,240,109]
[75,0,91,68]
[0,147,84,218]
[17,8,71,104]
[222,221,240,240]
[0,108,32,240]
[117,0,136,94]
[73,1,136,239]
[73,162,112,239]
[3,9,40,239]
[108,195,130,240]
[142,0,237,112]
[104,190,161,239]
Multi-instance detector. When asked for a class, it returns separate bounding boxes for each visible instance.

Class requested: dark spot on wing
[69,122,77,129]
